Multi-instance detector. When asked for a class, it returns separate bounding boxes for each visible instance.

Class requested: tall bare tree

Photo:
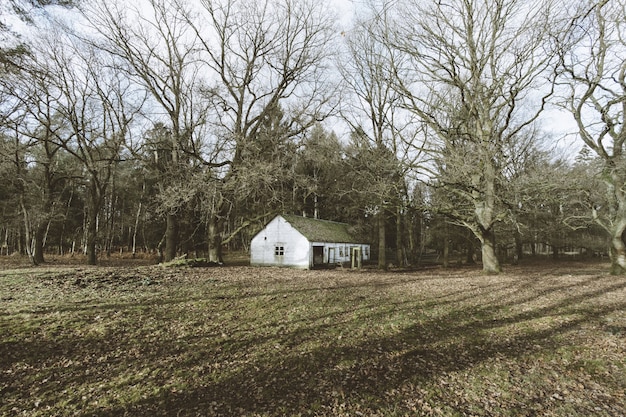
[80,0,214,262]
[185,0,339,262]
[558,0,626,274]
[28,26,140,264]
[384,0,564,273]
[340,17,421,269]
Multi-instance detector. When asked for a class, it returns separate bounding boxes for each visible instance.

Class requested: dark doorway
[313,246,324,266]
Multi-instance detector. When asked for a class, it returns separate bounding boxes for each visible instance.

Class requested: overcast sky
[1,0,582,159]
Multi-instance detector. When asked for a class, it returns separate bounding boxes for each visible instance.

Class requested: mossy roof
[281,214,365,244]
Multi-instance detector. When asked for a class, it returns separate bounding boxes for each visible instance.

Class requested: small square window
[275,246,284,256]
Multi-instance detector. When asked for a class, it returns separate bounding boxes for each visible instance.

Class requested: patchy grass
[0,262,624,416]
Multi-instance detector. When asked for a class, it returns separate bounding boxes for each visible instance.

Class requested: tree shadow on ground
[95,275,626,415]
[2,269,625,416]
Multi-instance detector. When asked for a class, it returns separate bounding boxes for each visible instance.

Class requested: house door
[328,248,335,263]
[351,246,362,269]
[313,246,324,266]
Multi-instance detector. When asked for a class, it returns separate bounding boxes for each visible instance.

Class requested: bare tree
[185,0,339,262]
[384,0,564,273]
[28,26,140,264]
[1,43,83,264]
[558,0,626,273]
[340,16,423,269]
[80,0,214,262]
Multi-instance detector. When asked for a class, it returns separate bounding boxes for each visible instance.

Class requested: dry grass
[0,260,624,416]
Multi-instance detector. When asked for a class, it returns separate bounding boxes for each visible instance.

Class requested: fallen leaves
[0,262,624,416]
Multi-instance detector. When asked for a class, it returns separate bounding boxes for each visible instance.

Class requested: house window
[339,247,344,258]
[275,246,284,256]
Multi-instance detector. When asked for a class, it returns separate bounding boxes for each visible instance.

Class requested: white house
[250,214,370,269]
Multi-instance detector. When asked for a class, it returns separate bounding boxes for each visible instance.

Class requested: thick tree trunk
[609,225,626,275]
[33,225,46,264]
[378,210,386,270]
[164,213,178,262]
[478,227,501,274]
[442,235,450,268]
[207,215,222,263]
[473,150,501,274]
[552,243,559,260]
[603,174,626,274]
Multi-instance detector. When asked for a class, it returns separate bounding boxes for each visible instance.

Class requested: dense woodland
[0,0,624,273]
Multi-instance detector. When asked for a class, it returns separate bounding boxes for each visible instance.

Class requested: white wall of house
[250,216,311,269]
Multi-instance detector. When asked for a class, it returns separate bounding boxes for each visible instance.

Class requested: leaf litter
[0,261,624,416]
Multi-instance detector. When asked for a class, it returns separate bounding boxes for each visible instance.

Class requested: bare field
[0,261,625,416]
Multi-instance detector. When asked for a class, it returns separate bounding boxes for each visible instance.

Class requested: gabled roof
[281,214,365,244]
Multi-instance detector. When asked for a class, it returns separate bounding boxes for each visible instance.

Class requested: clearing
[0,260,625,416]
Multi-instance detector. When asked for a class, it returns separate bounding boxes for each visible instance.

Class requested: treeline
[0,0,623,273]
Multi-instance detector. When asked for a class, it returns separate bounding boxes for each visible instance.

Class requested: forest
[0,0,624,274]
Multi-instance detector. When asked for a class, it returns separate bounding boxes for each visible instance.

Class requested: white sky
[2,0,583,160]
[334,0,583,159]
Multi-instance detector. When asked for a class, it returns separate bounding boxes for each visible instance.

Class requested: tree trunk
[85,179,103,266]
[442,235,450,268]
[20,196,37,266]
[407,209,416,265]
[378,210,386,270]
[609,224,626,275]
[132,201,142,257]
[33,198,53,264]
[513,229,522,265]
[465,229,476,264]
[86,209,98,265]
[396,205,403,266]
[473,150,501,274]
[33,225,46,264]
[164,213,178,262]
[207,215,222,263]
[478,227,501,274]
[551,229,560,259]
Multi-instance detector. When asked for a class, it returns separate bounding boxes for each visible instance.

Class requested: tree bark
[407,208,417,265]
[86,207,98,265]
[378,210,386,270]
[552,242,559,260]
[396,205,403,266]
[207,215,222,263]
[465,229,476,264]
[132,201,142,257]
[164,213,178,262]
[478,227,501,274]
[85,175,108,266]
[20,196,37,266]
[513,229,522,265]
[473,146,502,274]
[609,222,626,275]
[442,235,450,268]
[33,225,46,264]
